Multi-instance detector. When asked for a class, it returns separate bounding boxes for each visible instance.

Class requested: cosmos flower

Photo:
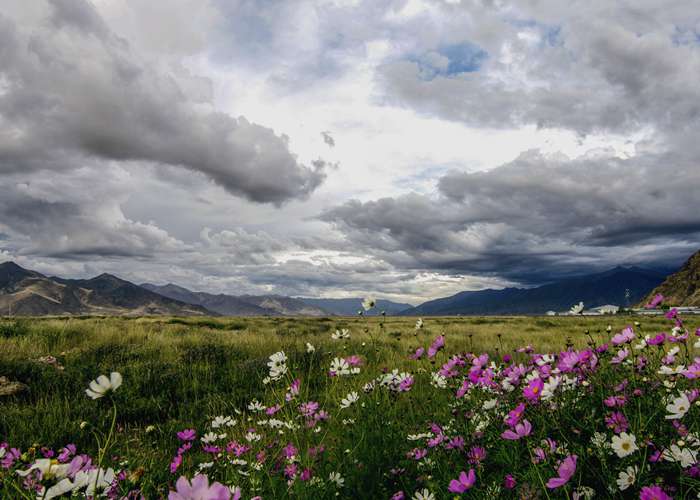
[616,466,637,491]
[569,302,584,315]
[427,335,445,358]
[362,297,376,311]
[85,372,122,399]
[665,392,690,419]
[332,329,350,340]
[501,420,532,440]
[645,293,664,309]
[340,391,359,409]
[611,433,638,458]
[546,454,577,489]
[612,326,635,345]
[639,486,672,500]
[168,474,231,500]
[448,469,476,493]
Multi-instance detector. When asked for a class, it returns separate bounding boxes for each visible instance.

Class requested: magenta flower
[503,474,516,489]
[605,411,629,433]
[409,347,425,360]
[169,474,231,500]
[177,429,196,442]
[523,378,544,402]
[611,348,629,364]
[501,419,532,440]
[612,326,635,345]
[169,454,183,474]
[639,485,672,500]
[448,469,476,493]
[467,446,487,464]
[345,354,363,366]
[446,436,465,450]
[398,375,414,392]
[391,491,405,500]
[428,335,445,358]
[545,454,577,489]
[646,293,664,308]
[57,444,77,463]
[505,402,526,427]
[647,333,666,346]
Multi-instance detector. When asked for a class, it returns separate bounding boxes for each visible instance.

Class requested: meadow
[0,311,698,499]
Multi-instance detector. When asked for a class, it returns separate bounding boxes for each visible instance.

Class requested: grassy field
[1,314,698,498]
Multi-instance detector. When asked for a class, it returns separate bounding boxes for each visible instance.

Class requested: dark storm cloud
[322,150,700,282]
[0,0,325,205]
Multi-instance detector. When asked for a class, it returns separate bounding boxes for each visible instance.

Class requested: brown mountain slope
[0,262,213,316]
[639,250,700,307]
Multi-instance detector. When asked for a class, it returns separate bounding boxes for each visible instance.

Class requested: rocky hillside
[639,249,700,306]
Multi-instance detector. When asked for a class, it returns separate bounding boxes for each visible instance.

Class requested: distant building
[590,305,620,315]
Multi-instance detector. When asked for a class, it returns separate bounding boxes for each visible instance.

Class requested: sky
[1,0,700,304]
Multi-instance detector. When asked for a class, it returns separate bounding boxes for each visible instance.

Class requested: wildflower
[611,432,638,458]
[605,411,629,433]
[306,342,315,353]
[501,419,532,440]
[392,492,405,500]
[328,472,344,487]
[211,416,235,429]
[570,302,584,315]
[430,372,447,388]
[448,469,476,493]
[331,329,350,340]
[639,485,672,500]
[546,454,577,489]
[646,293,664,308]
[415,318,424,330]
[410,347,425,360]
[85,372,122,399]
[505,402,526,427]
[362,296,376,311]
[616,465,637,491]
[523,378,544,402]
[467,446,486,464]
[503,474,516,489]
[340,391,359,409]
[267,351,288,380]
[412,489,435,500]
[247,400,265,412]
[168,474,231,500]
[427,335,445,358]
[666,392,690,419]
[611,348,629,364]
[612,326,635,345]
[662,444,698,467]
[329,357,353,376]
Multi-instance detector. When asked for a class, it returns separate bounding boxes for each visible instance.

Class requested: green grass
[0,314,697,498]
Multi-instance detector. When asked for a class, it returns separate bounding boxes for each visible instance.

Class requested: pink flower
[266,404,282,415]
[646,293,664,309]
[467,446,486,464]
[605,411,629,433]
[428,335,445,358]
[177,429,196,442]
[409,347,425,360]
[501,419,532,440]
[448,469,476,493]
[546,454,577,489]
[398,375,414,392]
[391,491,405,500]
[611,348,629,364]
[345,355,363,366]
[505,403,526,427]
[647,333,666,346]
[503,474,516,489]
[639,485,672,500]
[612,326,635,345]
[169,474,231,500]
[169,454,183,474]
[523,378,544,402]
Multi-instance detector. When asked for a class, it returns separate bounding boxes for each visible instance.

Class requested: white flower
[616,466,637,491]
[85,372,122,399]
[415,318,424,330]
[611,432,638,458]
[662,444,698,468]
[245,432,262,442]
[658,364,686,375]
[247,400,265,412]
[666,392,691,420]
[330,357,352,376]
[362,296,376,311]
[267,351,288,380]
[482,398,498,410]
[72,467,116,497]
[570,301,584,315]
[573,486,595,500]
[340,391,359,409]
[413,488,435,500]
[694,338,700,349]
[328,472,345,487]
[201,432,218,443]
[16,459,70,479]
[212,415,235,428]
[306,342,316,353]
[542,376,561,400]
[332,329,350,340]
[431,372,447,389]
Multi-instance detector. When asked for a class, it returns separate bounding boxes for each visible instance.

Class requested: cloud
[0,0,325,205]
[321,131,335,147]
[322,149,700,282]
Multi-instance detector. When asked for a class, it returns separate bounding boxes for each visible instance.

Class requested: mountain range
[0,262,209,316]
[399,266,666,316]
[3,254,698,317]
